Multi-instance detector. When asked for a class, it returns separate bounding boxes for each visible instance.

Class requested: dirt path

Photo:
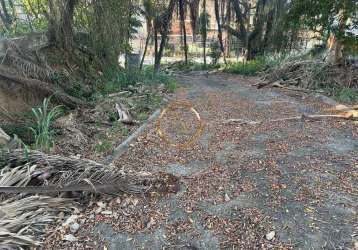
[48,73,358,249]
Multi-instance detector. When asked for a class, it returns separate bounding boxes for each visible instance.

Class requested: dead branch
[256,60,358,90]
[105,109,161,164]
[224,113,357,126]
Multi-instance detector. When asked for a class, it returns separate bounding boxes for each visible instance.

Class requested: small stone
[101,210,113,216]
[64,234,77,242]
[63,215,78,226]
[266,231,275,241]
[354,241,358,249]
[70,223,80,233]
[224,193,231,202]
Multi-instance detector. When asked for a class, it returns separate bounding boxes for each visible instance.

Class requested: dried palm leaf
[1,53,55,81]
[1,149,152,194]
[0,195,73,249]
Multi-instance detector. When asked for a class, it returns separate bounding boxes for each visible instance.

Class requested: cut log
[115,102,139,125]
[116,102,131,122]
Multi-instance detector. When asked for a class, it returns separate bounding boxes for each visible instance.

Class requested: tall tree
[188,0,199,41]
[287,0,357,64]
[47,0,77,51]
[199,0,208,66]
[214,0,226,64]
[179,0,188,64]
[140,0,155,69]
[0,0,14,31]
[153,0,176,73]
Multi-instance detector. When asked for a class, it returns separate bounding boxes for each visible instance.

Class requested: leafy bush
[209,41,221,65]
[30,98,62,152]
[165,79,177,93]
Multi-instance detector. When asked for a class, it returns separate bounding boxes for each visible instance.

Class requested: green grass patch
[94,139,113,154]
[164,61,220,72]
[223,59,266,76]
[96,65,177,95]
[322,85,358,104]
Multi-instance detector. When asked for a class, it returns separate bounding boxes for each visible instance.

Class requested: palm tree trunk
[154,0,176,73]
[179,0,188,64]
[214,0,226,64]
[203,0,207,66]
[140,30,151,69]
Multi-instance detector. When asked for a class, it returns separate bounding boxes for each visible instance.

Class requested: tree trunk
[140,30,151,70]
[214,0,226,64]
[327,9,347,65]
[202,0,207,66]
[0,0,13,30]
[179,0,188,64]
[154,0,176,73]
[47,0,77,51]
[189,0,200,42]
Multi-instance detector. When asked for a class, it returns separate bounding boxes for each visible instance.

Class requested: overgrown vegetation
[224,59,266,76]
[96,66,177,96]
[30,97,62,152]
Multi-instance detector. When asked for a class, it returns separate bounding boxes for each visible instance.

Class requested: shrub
[209,41,221,65]
[96,66,177,95]
[30,97,62,152]
[165,79,177,93]
[224,59,266,76]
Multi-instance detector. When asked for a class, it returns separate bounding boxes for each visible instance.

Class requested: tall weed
[30,97,62,152]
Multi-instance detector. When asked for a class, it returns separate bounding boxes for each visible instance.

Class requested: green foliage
[198,11,210,37]
[96,66,176,95]
[166,79,177,93]
[322,84,358,104]
[164,61,220,72]
[110,122,129,136]
[30,97,62,152]
[94,139,112,154]
[2,123,34,145]
[286,0,357,45]
[224,60,266,76]
[209,41,221,64]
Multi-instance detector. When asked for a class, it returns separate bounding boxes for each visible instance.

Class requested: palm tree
[179,0,188,64]
[140,0,155,69]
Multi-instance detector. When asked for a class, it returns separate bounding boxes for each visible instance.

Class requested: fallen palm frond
[0,195,73,249]
[0,148,178,249]
[0,149,152,194]
[1,53,55,82]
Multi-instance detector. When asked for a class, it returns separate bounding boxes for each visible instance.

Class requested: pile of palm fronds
[0,38,87,109]
[0,148,162,249]
[257,60,358,89]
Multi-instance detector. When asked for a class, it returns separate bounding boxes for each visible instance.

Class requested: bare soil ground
[43,73,357,249]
